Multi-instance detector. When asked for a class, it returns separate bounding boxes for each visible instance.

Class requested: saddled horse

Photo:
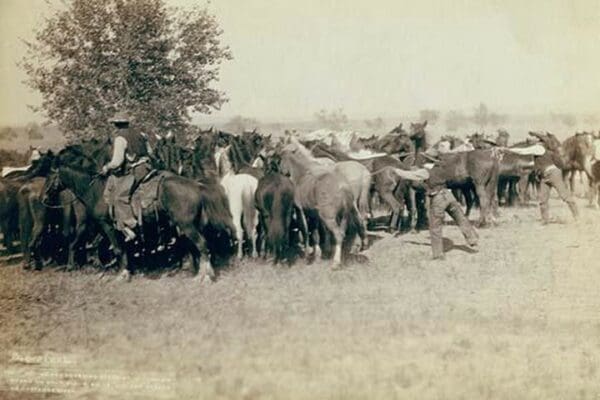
[280,138,364,268]
[44,144,236,282]
[218,151,259,259]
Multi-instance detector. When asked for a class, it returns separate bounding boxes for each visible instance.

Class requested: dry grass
[1,196,599,399]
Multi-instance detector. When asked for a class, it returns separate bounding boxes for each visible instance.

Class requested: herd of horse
[0,123,599,282]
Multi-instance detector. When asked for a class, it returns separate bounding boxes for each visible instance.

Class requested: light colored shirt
[105,136,128,171]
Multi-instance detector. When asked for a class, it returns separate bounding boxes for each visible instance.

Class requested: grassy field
[0,194,599,399]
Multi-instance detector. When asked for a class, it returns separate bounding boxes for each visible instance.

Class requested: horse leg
[97,219,129,279]
[233,214,244,259]
[306,215,320,261]
[257,213,268,258]
[28,213,45,270]
[242,196,258,258]
[474,183,491,227]
[182,225,214,283]
[517,175,528,206]
[1,219,13,253]
[320,216,345,269]
[353,203,368,251]
[408,187,418,233]
[357,176,371,247]
[67,220,87,270]
[462,187,473,217]
[380,190,401,233]
[18,197,32,268]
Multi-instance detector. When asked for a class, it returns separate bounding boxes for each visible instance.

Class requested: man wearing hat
[509,131,578,224]
[102,111,151,241]
[391,164,479,260]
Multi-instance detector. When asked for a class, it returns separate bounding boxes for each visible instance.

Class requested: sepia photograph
[0,0,599,398]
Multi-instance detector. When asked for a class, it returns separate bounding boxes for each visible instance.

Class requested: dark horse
[430,149,502,227]
[44,144,236,282]
[255,153,297,264]
[562,132,594,200]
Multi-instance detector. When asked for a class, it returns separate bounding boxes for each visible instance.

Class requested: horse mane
[58,164,103,198]
[217,148,233,176]
[289,136,317,162]
[228,137,252,172]
[310,143,351,162]
[58,145,101,175]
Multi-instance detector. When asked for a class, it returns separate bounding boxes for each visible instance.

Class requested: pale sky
[1,0,599,126]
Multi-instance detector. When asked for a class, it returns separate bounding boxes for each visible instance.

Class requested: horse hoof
[66,264,78,272]
[331,262,343,271]
[116,270,131,282]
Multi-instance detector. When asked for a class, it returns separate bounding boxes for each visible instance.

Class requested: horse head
[389,123,403,134]
[42,168,64,205]
[409,120,428,145]
[496,130,510,147]
[28,150,54,177]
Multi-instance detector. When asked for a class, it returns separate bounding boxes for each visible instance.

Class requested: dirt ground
[1,195,599,399]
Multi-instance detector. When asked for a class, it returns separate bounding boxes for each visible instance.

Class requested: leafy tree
[21,0,232,140]
[315,108,349,131]
[222,115,260,134]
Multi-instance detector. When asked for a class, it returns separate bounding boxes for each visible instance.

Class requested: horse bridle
[41,170,80,209]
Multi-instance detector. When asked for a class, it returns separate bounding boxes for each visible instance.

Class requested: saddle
[105,170,166,232]
[130,170,165,226]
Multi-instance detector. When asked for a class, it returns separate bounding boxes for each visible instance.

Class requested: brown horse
[45,144,236,282]
[562,132,594,200]
[280,138,363,268]
[255,153,298,264]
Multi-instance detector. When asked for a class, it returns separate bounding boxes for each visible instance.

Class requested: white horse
[218,152,259,258]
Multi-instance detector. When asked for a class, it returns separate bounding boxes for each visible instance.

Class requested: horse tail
[340,189,362,249]
[268,190,293,263]
[358,171,372,218]
[197,182,236,259]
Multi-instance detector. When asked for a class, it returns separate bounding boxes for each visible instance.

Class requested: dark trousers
[429,189,478,259]
[538,167,578,222]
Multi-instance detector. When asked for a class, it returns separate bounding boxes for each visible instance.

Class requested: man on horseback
[102,111,152,241]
